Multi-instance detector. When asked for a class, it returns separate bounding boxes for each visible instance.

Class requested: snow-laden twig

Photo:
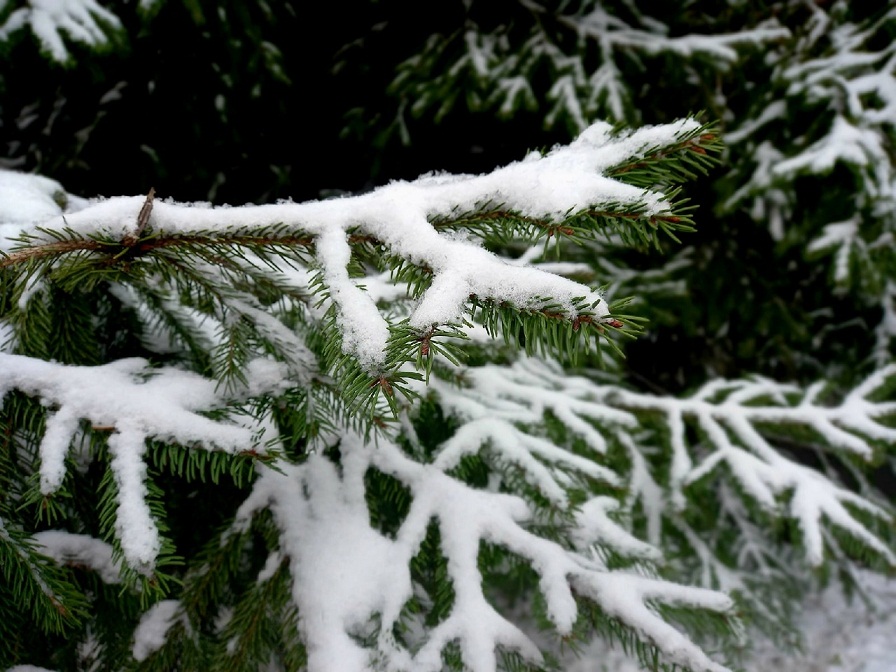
[32,530,121,584]
[2,119,704,370]
[235,430,736,672]
[723,4,896,306]
[0,354,289,567]
[132,600,186,662]
[598,363,895,566]
[0,0,123,63]
[438,356,895,569]
[397,0,787,130]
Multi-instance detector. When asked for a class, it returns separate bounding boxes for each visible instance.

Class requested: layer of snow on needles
[1,119,700,369]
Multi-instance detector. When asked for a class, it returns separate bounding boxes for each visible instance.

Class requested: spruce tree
[1,2,894,672]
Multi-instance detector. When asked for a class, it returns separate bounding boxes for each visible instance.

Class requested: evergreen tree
[1,2,894,672]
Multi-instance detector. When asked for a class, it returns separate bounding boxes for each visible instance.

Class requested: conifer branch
[0,230,317,268]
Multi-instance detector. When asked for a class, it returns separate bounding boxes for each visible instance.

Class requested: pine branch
[0,517,88,638]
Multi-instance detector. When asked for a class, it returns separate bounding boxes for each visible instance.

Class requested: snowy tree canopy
[0,2,895,672]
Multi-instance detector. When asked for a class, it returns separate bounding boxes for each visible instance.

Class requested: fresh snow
[234,431,736,672]
[563,570,896,672]
[2,116,894,672]
[32,530,121,584]
[132,600,183,662]
[0,0,122,63]
[2,120,698,368]
[0,353,289,568]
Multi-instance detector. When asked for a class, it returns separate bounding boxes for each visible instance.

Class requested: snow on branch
[605,368,896,567]
[0,0,123,63]
[235,430,736,672]
[2,118,711,373]
[723,4,896,290]
[32,530,121,583]
[429,357,634,503]
[566,3,787,62]
[431,356,896,569]
[393,1,786,130]
[0,354,288,568]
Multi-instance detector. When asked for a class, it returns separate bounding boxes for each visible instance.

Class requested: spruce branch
[0,229,317,269]
[0,118,743,670]
[235,431,738,672]
[383,2,786,132]
[0,517,89,637]
[0,354,290,570]
[2,118,714,386]
[598,368,896,567]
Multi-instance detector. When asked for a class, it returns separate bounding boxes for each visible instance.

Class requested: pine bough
[1,118,893,672]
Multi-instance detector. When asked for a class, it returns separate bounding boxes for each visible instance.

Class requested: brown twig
[121,187,156,247]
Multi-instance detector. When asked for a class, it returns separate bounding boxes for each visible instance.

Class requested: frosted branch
[0,0,123,63]
[434,355,895,569]
[607,370,896,566]
[0,354,289,568]
[234,429,736,672]
[2,120,707,371]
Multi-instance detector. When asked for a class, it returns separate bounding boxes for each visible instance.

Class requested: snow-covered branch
[2,119,709,373]
[392,0,786,130]
[0,0,123,63]
[435,357,896,571]
[723,3,896,319]
[0,354,288,567]
[235,431,737,672]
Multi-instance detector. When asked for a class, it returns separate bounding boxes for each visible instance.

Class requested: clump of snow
[572,497,661,561]
[0,169,65,227]
[33,530,121,584]
[235,427,737,672]
[0,354,290,568]
[315,227,390,369]
[108,426,159,570]
[0,0,123,63]
[132,599,183,661]
[33,530,122,583]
